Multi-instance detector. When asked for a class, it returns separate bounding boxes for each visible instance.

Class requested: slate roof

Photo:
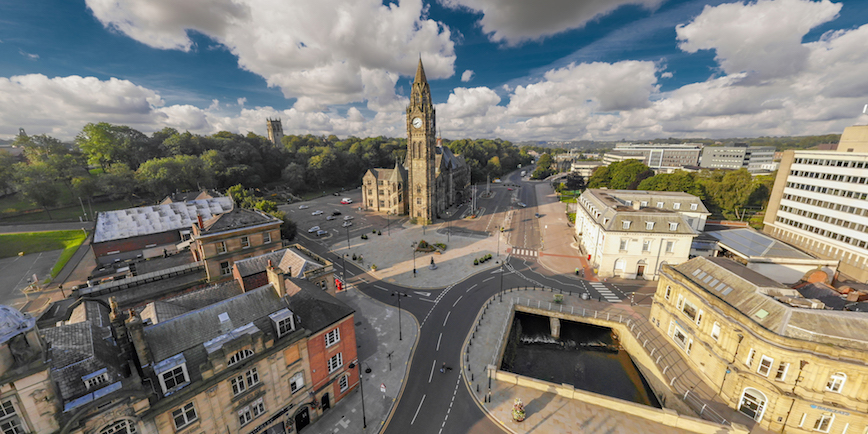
[670,257,868,351]
[435,145,467,173]
[161,190,221,205]
[199,207,281,234]
[286,279,355,332]
[581,189,700,235]
[706,228,815,260]
[42,321,124,404]
[233,248,325,279]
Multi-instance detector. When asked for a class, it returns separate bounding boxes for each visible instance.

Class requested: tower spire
[414,57,428,86]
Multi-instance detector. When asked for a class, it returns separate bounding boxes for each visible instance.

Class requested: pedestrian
[440,362,445,373]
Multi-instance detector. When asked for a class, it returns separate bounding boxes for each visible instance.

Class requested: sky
[2,0,868,143]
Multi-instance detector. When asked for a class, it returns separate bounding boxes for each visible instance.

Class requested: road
[297,169,640,434]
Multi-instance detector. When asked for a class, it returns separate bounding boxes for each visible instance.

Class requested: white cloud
[86,0,456,110]
[461,70,474,82]
[237,97,246,106]
[676,0,841,79]
[18,49,39,60]
[439,0,663,45]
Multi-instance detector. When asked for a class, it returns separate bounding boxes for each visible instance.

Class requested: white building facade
[576,189,709,280]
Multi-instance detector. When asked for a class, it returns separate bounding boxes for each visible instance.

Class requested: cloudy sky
[2,0,868,143]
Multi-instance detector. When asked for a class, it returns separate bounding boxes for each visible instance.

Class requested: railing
[78,261,205,297]
[482,286,730,426]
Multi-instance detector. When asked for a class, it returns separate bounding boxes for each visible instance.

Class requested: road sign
[380,383,386,394]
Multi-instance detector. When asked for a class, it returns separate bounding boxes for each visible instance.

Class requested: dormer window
[690,203,698,211]
[228,349,254,367]
[669,222,678,231]
[645,222,654,230]
[673,203,681,210]
[656,202,664,208]
[622,221,631,229]
[83,368,109,390]
[269,309,296,338]
[155,354,190,395]
[640,201,648,207]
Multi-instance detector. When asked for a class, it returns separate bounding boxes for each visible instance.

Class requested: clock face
[412,117,423,128]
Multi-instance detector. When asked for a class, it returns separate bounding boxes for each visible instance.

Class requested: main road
[301,169,637,434]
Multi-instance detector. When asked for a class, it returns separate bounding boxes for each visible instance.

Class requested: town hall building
[362,59,470,224]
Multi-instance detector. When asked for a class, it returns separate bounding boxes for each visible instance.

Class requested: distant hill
[526,134,841,151]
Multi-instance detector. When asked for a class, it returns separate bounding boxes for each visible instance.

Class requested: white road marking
[482,277,494,283]
[417,298,436,303]
[436,333,442,351]
[411,394,426,425]
[466,284,477,293]
[414,291,429,297]
[428,361,436,383]
[452,295,463,307]
[443,311,451,327]
[374,285,389,291]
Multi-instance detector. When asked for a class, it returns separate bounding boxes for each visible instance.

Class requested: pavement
[304,286,418,434]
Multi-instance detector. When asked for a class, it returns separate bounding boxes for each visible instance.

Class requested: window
[738,388,767,422]
[277,317,294,337]
[665,241,675,253]
[826,372,846,393]
[238,406,252,427]
[745,349,756,367]
[619,239,628,250]
[220,261,231,275]
[711,322,721,341]
[695,309,704,325]
[656,202,664,208]
[686,338,693,355]
[328,353,343,373]
[231,368,260,396]
[622,221,631,229]
[325,328,341,347]
[241,236,250,248]
[676,294,684,310]
[0,399,25,434]
[757,356,774,377]
[642,240,651,252]
[645,221,654,230]
[99,419,138,434]
[775,362,789,382]
[669,222,678,231]
[83,370,109,389]
[673,203,681,210]
[813,414,834,433]
[640,201,648,207]
[668,321,688,350]
[680,298,698,321]
[172,402,198,430]
[263,232,271,244]
[160,366,189,394]
[216,241,227,254]
[339,374,349,392]
[252,398,265,418]
[290,372,305,394]
[690,203,698,211]
[614,259,626,271]
[228,349,253,367]
[664,286,671,300]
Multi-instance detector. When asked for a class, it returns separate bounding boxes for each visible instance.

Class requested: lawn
[0,230,88,278]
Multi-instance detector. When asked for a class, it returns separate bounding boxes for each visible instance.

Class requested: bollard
[477,384,480,393]
[472,373,474,381]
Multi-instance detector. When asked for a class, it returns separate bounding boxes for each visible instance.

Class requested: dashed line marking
[466,284,477,293]
[443,311,451,327]
[452,295,463,307]
[436,333,442,351]
[482,277,495,283]
[374,285,388,291]
[411,394,426,425]
[428,361,436,383]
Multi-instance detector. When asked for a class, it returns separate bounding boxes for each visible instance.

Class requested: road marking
[482,277,494,283]
[452,295,462,307]
[374,285,389,291]
[417,298,436,303]
[359,278,368,283]
[346,269,355,276]
[589,282,621,302]
[466,284,477,293]
[443,311,451,327]
[428,361,436,383]
[414,291,429,297]
[436,333,442,351]
[411,394,426,425]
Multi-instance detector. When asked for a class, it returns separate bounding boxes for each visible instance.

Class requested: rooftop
[233,247,325,279]
[705,228,816,260]
[94,197,234,243]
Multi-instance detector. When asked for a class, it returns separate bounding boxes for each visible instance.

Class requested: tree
[281,163,307,192]
[14,134,69,163]
[563,172,586,191]
[0,151,14,194]
[136,155,212,198]
[587,160,652,190]
[13,162,63,219]
[76,122,123,170]
[99,164,138,202]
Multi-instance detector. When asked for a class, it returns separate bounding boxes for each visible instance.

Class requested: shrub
[371,264,377,271]
[474,259,479,266]
[554,294,564,304]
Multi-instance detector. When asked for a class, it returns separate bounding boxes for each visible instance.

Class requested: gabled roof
[233,247,325,279]
[199,207,281,234]
[435,145,466,173]
[160,189,221,205]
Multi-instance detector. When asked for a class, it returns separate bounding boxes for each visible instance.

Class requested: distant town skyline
[2,0,868,142]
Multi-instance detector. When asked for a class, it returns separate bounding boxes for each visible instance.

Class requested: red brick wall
[308,315,357,392]
[92,231,181,258]
[240,272,268,291]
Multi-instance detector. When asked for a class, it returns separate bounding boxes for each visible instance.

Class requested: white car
[298,205,309,209]
[307,226,321,233]
[343,215,354,221]
[312,210,323,216]
[326,215,336,221]
[340,198,353,204]
[342,221,353,227]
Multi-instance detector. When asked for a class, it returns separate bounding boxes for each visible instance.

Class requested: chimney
[197,213,204,230]
[266,260,287,296]
[632,201,641,210]
[109,298,132,358]
[126,309,151,367]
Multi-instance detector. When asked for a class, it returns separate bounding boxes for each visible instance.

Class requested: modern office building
[651,256,868,433]
[699,144,775,172]
[602,143,703,172]
[575,189,709,280]
[763,126,868,282]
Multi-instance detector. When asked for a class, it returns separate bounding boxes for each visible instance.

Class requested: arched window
[100,419,138,434]
[738,388,767,421]
[228,349,254,367]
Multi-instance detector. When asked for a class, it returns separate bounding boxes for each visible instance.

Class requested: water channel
[501,311,661,408]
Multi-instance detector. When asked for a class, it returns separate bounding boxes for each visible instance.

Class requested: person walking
[440,362,445,373]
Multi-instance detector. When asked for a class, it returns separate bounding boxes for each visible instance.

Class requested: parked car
[316,230,328,236]
[343,215,354,221]
[298,205,309,209]
[534,213,540,218]
[340,198,353,204]
[308,226,321,233]
[326,215,336,221]
[332,211,342,216]
[342,221,353,227]
[312,210,323,216]
[507,188,513,191]
[517,202,527,208]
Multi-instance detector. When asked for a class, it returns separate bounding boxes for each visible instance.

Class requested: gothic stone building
[362,59,470,224]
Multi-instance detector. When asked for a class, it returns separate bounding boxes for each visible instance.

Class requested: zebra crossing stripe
[589,282,620,302]
[512,248,538,257]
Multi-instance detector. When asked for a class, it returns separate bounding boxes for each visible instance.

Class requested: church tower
[407,58,436,224]
[266,118,284,146]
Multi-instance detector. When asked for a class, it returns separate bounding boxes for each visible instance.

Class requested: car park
[326,215,336,221]
[316,230,328,236]
[340,198,353,204]
[298,205,309,209]
[308,226,321,233]
[342,221,352,227]
[312,210,323,215]
[343,215,354,220]
[332,211,342,216]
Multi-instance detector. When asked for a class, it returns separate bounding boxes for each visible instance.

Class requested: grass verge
[0,230,88,278]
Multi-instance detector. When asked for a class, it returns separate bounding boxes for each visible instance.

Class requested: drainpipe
[719,333,744,395]
[782,361,809,432]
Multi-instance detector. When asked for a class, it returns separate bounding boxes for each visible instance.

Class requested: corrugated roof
[706,228,814,259]
[94,197,234,243]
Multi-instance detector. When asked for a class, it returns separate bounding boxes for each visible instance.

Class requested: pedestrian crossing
[589,281,621,303]
[511,248,538,258]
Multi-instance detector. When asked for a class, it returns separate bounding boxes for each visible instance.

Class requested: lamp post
[348,361,367,428]
[386,212,390,236]
[499,260,504,302]
[345,225,351,250]
[391,292,408,340]
[412,247,417,278]
[341,253,348,283]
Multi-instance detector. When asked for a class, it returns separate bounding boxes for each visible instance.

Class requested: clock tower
[407,58,436,224]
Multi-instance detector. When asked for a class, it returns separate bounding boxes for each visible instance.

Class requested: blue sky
[2,0,868,142]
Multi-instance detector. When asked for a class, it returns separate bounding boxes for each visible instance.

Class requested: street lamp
[345,225,351,250]
[391,292,408,340]
[499,260,504,302]
[348,361,367,428]
[412,247,417,278]
[341,253,348,283]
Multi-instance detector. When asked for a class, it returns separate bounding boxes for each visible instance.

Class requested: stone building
[651,256,868,433]
[190,207,283,281]
[266,118,284,146]
[361,59,470,223]
[233,244,337,295]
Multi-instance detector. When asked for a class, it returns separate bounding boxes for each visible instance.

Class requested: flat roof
[705,228,814,260]
[94,197,234,243]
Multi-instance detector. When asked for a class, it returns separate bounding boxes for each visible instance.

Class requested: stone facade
[361,59,470,224]
[267,118,284,146]
[650,257,868,433]
[190,207,282,281]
